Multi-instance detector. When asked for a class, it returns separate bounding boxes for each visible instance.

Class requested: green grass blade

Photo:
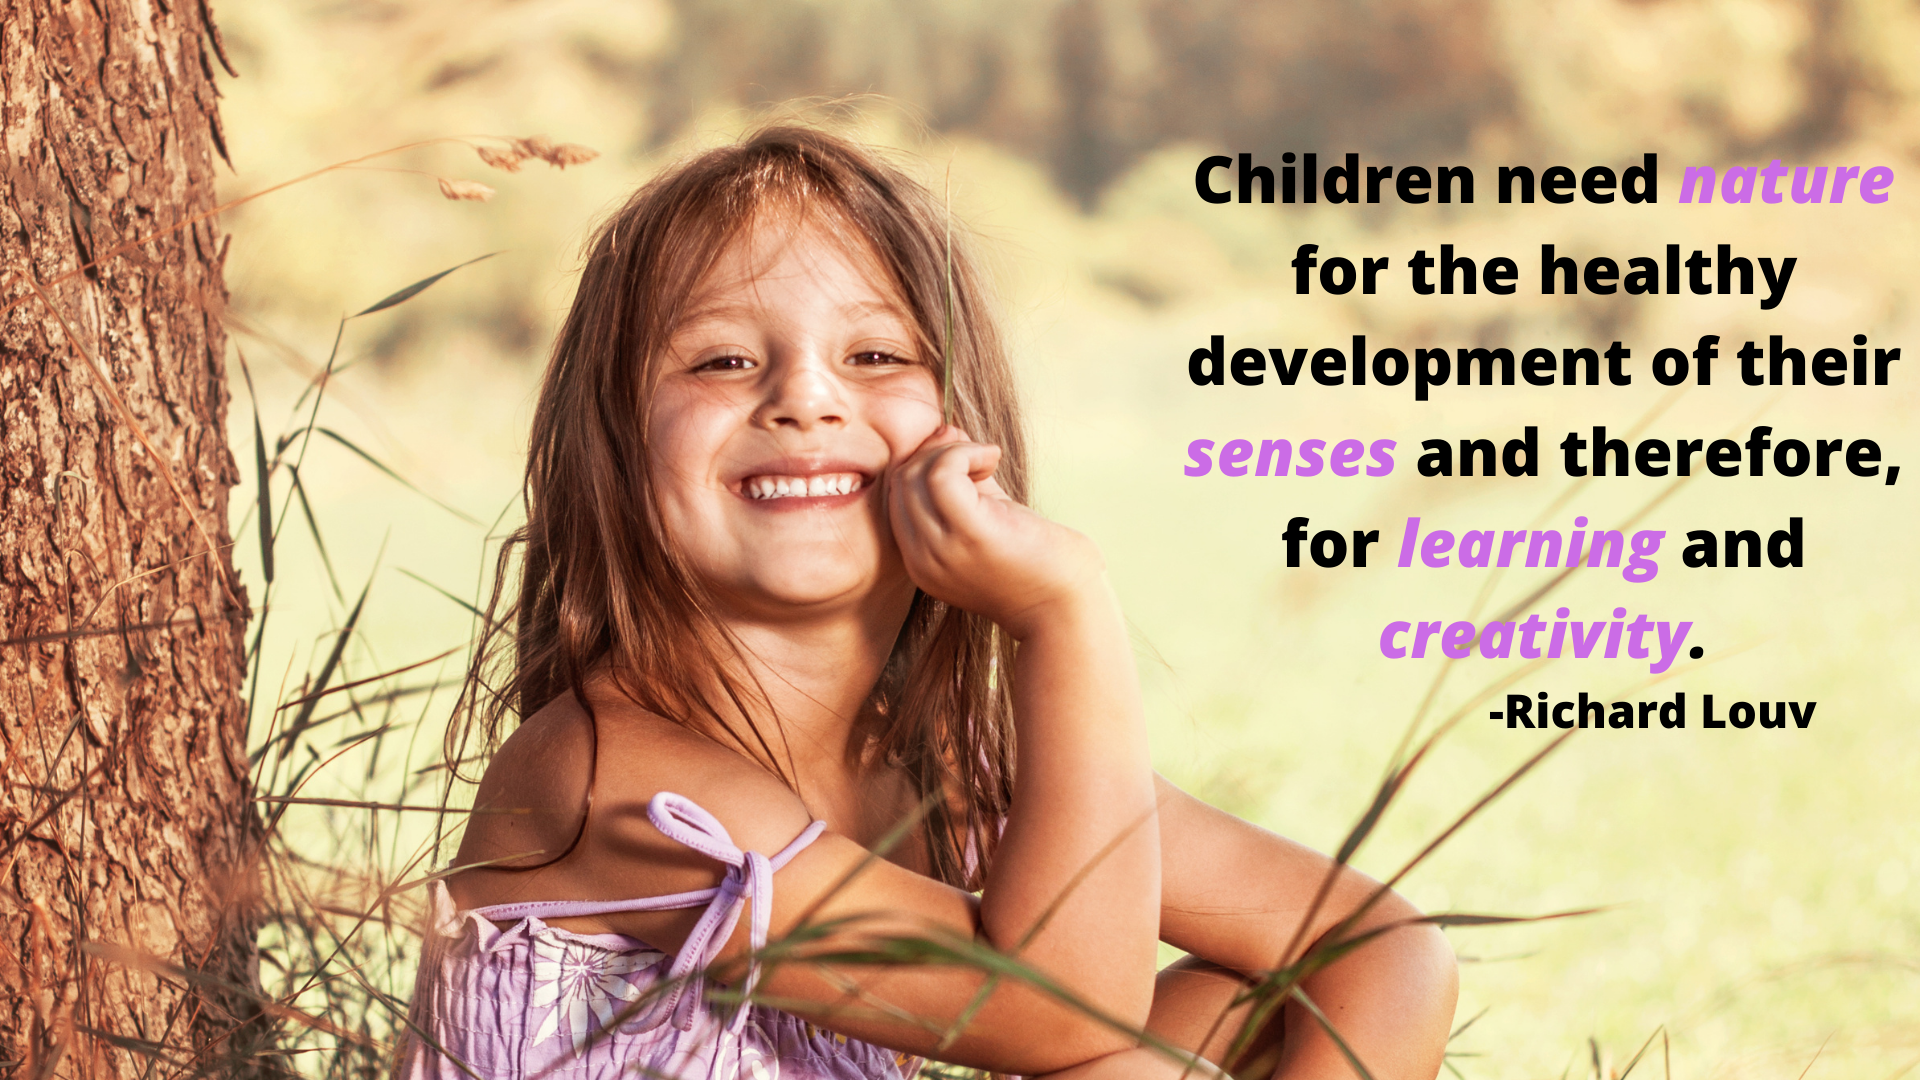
[1289,986,1378,1080]
[253,411,275,584]
[1616,1025,1665,1079]
[396,567,492,626]
[285,464,344,601]
[280,318,345,470]
[353,251,499,315]
[315,427,481,525]
[1450,1006,1489,1042]
[352,251,500,317]
[1335,761,1405,865]
[941,160,954,426]
[283,563,375,749]
[238,350,276,585]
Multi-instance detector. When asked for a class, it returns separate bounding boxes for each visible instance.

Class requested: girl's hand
[885,426,1105,639]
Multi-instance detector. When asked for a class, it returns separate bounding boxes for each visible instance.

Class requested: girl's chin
[711,571,912,620]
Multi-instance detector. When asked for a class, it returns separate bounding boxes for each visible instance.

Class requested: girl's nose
[755,359,847,431]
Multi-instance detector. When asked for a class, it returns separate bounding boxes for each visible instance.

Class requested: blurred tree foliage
[635,0,1518,207]
[474,0,1906,203]
[216,0,1920,364]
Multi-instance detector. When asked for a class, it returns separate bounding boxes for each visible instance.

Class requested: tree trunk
[1,0,259,1075]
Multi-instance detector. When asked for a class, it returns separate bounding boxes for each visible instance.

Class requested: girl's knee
[1363,888,1459,993]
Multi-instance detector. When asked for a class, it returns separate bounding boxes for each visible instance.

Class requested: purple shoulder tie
[468,792,827,1037]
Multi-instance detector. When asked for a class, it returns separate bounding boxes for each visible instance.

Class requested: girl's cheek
[879,387,945,451]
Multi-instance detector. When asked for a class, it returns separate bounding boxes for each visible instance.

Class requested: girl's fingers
[925,442,1001,513]
[895,424,972,486]
[898,447,1001,555]
[890,449,949,527]
[884,427,959,509]
[892,431,1000,532]
[972,472,1011,501]
[889,429,1031,603]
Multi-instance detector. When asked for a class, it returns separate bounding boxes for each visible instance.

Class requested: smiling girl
[406,126,1457,1080]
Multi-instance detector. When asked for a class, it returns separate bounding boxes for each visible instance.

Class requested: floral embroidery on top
[528,930,667,1052]
[727,1016,782,1080]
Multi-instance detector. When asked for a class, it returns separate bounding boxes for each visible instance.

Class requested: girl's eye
[848,350,911,367]
[694,354,755,372]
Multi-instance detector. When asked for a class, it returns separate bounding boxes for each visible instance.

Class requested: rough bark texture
[0,0,258,1075]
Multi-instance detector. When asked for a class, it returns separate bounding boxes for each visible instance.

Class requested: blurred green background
[216,1,1919,1076]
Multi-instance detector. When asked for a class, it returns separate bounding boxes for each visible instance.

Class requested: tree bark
[1,0,258,1075]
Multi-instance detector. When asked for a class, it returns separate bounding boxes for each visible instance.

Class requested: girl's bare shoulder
[454,687,814,906]
[581,689,818,860]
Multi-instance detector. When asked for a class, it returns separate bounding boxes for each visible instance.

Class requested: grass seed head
[475,145,528,172]
[545,143,600,168]
[437,177,496,202]
[511,134,599,168]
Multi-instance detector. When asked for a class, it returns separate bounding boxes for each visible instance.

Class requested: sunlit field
[215,1,1919,1076]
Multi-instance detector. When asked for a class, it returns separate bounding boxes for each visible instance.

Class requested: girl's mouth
[742,472,865,500]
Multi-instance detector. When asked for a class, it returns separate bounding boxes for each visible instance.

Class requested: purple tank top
[403,793,924,1080]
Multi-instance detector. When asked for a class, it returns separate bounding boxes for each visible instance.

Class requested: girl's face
[646,214,943,623]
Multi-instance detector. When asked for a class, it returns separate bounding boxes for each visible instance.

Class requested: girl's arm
[886,426,1166,1055]
[885,431,1452,1077]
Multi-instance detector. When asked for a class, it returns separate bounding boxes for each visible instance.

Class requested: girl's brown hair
[449,125,1023,888]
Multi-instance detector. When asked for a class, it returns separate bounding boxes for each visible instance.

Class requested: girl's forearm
[1156,775,1400,977]
[979,579,1162,1034]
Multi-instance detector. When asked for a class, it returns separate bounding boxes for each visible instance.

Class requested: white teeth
[745,473,862,500]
